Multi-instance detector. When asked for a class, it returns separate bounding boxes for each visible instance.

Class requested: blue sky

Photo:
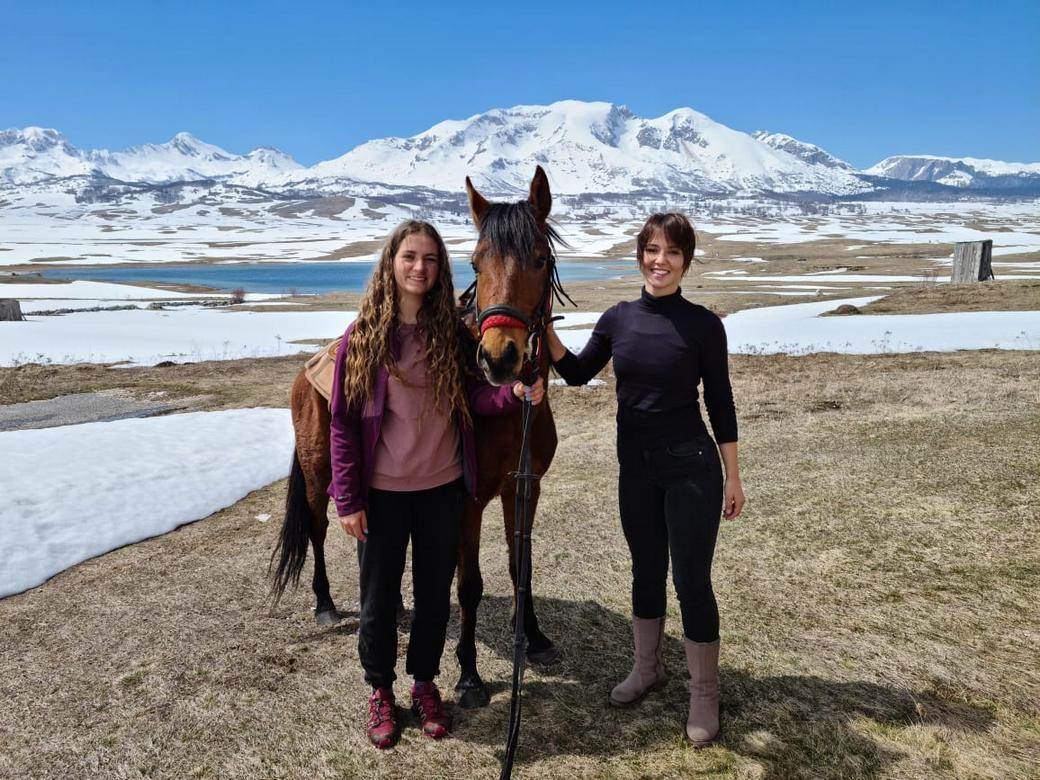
[2,1,1037,168]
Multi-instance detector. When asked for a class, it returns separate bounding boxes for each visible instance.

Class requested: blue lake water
[42,260,627,295]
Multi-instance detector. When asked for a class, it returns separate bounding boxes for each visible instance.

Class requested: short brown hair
[636,213,697,271]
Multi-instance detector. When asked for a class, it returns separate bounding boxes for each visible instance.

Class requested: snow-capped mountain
[864,155,1040,190]
[4,103,1039,202]
[0,127,302,185]
[752,131,854,170]
[94,133,303,184]
[301,101,872,196]
[0,127,96,183]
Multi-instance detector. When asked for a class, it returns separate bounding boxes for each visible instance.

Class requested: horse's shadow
[457,596,993,778]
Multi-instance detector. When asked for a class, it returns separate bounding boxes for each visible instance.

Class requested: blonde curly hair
[342,220,472,426]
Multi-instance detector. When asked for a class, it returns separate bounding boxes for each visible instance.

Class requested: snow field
[0,408,294,597]
[1,308,355,366]
[0,280,279,301]
[558,297,1040,355]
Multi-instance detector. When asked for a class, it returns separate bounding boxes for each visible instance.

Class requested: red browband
[480,314,529,334]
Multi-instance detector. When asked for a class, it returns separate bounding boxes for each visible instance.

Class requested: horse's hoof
[455,675,491,709]
[457,685,491,709]
[315,608,342,625]
[526,642,561,666]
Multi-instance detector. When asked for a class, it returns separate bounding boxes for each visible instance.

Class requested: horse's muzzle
[477,337,523,386]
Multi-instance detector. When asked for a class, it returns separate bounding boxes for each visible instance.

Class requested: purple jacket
[328,321,519,517]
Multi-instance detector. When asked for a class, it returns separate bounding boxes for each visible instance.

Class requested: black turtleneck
[553,287,738,444]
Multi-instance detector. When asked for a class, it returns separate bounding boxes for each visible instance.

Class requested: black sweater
[554,287,738,444]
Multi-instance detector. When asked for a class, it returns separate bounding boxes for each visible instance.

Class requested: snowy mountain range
[864,155,1040,190]
[0,127,301,186]
[304,101,870,196]
[3,101,1038,200]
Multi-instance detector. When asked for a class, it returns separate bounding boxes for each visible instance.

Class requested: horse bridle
[459,260,557,385]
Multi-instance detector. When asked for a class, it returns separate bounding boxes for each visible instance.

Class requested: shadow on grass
[457,596,994,779]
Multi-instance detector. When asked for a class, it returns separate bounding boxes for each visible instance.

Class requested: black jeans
[617,430,724,642]
[357,478,463,689]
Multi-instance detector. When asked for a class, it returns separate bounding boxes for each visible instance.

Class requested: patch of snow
[0,408,294,598]
[0,280,277,301]
[549,377,606,387]
[556,297,1040,354]
[553,311,602,327]
[706,273,943,283]
[724,297,1040,354]
[17,299,152,313]
[0,307,355,366]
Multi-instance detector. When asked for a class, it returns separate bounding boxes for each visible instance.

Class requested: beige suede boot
[684,638,720,746]
[609,616,666,707]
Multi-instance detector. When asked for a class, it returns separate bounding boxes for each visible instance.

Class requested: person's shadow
[453,596,994,778]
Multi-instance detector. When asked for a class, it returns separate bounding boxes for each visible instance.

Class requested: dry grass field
[1,307,1038,778]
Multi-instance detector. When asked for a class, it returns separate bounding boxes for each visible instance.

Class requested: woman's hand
[512,376,545,405]
[339,509,368,542]
[722,476,745,520]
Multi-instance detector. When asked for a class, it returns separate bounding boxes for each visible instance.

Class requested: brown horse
[270,166,562,709]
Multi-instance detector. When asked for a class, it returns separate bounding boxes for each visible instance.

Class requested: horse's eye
[533,256,547,270]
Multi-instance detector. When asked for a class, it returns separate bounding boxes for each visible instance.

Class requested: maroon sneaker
[410,681,452,739]
[367,687,398,749]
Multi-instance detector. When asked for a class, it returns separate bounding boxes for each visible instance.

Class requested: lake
[42,260,629,295]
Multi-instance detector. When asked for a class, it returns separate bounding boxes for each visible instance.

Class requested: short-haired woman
[544,212,744,745]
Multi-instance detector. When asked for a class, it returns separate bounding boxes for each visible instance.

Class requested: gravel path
[0,389,212,432]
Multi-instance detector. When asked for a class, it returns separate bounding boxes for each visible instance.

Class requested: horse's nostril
[501,341,518,365]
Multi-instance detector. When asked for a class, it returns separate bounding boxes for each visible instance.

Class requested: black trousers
[357,478,463,689]
[617,430,724,642]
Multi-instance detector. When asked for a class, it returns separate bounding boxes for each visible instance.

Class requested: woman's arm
[466,374,545,415]
[328,326,366,521]
[466,369,520,415]
[547,308,615,386]
[701,314,744,519]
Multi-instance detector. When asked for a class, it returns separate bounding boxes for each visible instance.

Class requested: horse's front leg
[455,497,490,708]
[502,481,560,665]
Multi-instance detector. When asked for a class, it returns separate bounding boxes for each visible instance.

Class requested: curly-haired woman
[545,212,744,746]
[328,220,544,749]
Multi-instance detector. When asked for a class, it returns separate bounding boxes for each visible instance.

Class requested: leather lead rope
[501,391,537,780]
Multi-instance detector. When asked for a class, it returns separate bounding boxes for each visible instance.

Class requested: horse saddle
[303,337,342,403]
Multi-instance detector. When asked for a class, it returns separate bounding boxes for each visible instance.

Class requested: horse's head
[466,166,559,386]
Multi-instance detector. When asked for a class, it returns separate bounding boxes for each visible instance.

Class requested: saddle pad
[303,337,342,403]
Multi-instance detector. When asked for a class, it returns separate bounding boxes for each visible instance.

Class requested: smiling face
[392,232,440,300]
[640,228,686,295]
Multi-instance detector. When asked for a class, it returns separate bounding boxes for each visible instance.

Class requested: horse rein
[457,239,566,778]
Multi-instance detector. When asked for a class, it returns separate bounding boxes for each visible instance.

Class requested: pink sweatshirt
[369,323,463,491]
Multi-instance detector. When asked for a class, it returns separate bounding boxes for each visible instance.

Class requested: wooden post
[0,299,23,321]
[950,240,994,282]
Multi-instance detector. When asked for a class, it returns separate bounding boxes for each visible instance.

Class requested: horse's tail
[269,449,312,603]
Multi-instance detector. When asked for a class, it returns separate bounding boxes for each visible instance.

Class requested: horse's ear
[466,176,490,229]
[528,165,551,223]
